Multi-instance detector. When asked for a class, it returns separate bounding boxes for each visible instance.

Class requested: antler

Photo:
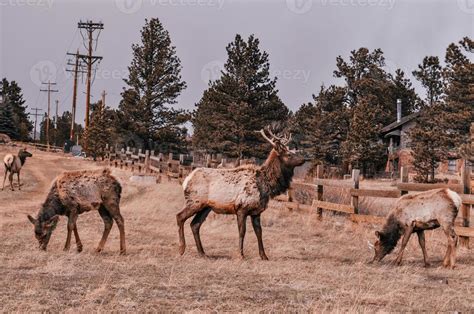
[259,125,293,152]
[259,128,277,148]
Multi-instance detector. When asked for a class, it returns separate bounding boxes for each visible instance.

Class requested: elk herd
[2,125,466,269]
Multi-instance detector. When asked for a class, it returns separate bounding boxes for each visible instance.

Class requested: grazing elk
[27,169,126,254]
[2,148,32,191]
[177,126,306,260]
[371,188,462,268]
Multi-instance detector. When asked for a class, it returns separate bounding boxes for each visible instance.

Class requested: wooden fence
[275,165,474,247]
[105,145,246,182]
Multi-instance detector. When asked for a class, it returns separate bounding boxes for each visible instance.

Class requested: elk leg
[416,230,429,267]
[237,211,247,259]
[112,212,126,255]
[96,206,113,253]
[395,224,414,265]
[73,223,83,252]
[17,172,21,190]
[442,224,457,269]
[251,214,268,260]
[2,169,7,190]
[190,207,212,257]
[8,172,14,191]
[176,205,199,255]
[64,214,77,251]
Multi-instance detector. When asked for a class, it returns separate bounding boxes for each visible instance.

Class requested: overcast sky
[1,0,473,127]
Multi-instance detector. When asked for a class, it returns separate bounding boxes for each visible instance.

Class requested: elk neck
[380,214,404,254]
[256,149,295,200]
[37,184,65,223]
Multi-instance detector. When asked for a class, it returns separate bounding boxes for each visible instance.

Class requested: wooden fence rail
[278,165,473,247]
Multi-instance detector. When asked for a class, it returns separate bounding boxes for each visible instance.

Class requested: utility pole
[77,20,103,130]
[40,81,58,151]
[55,99,59,129]
[66,49,86,141]
[28,108,42,143]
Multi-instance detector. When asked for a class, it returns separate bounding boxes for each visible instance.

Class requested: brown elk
[177,125,306,260]
[27,169,126,254]
[371,188,462,268]
[2,148,32,191]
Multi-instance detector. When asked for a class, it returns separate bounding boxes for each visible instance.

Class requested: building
[381,100,467,175]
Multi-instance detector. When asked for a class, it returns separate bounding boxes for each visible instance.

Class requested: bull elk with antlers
[177,125,306,260]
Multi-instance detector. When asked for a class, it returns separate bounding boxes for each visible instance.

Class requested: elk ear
[27,215,36,225]
[375,231,381,239]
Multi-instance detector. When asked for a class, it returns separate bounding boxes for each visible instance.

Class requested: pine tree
[389,69,422,115]
[119,18,188,151]
[412,56,443,107]
[442,37,474,157]
[193,34,289,159]
[342,95,386,176]
[293,85,349,166]
[0,98,19,139]
[85,101,115,159]
[409,103,449,182]
[1,78,32,141]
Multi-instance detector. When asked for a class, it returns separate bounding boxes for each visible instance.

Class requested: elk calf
[372,188,462,268]
[2,148,32,191]
[27,169,126,254]
[177,125,306,260]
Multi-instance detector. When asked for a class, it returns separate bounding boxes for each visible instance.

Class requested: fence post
[316,165,324,219]
[400,166,409,195]
[145,150,150,174]
[351,169,360,214]
[460,165,472,248]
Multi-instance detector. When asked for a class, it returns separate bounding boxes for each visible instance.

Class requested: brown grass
[1,146,474,311]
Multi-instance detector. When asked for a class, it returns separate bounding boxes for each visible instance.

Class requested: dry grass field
[1,146,474,312]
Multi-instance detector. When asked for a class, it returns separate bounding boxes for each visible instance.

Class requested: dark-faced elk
[177,125,306,260]
[2,148,32,191]
[371,188,462,268]
[27,169,126,254]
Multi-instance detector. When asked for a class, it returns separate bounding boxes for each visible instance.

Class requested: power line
[28,108,42,143]
[77,20,104,132]
[40,81,59,150]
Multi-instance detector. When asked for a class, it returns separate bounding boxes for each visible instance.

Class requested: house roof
[381,112,420,134]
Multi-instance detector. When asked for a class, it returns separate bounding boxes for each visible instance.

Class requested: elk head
[18,148,32,164]
[27,214,59,250]
[259,125,306,168]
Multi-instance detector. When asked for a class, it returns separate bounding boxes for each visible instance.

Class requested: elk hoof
[63,246,70,252]
[95,247,103,253]
[120,250,126,256]
[260,254,269,261]
[77,245,83,253]
[178,245,185,256]
[424,262,431,268]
